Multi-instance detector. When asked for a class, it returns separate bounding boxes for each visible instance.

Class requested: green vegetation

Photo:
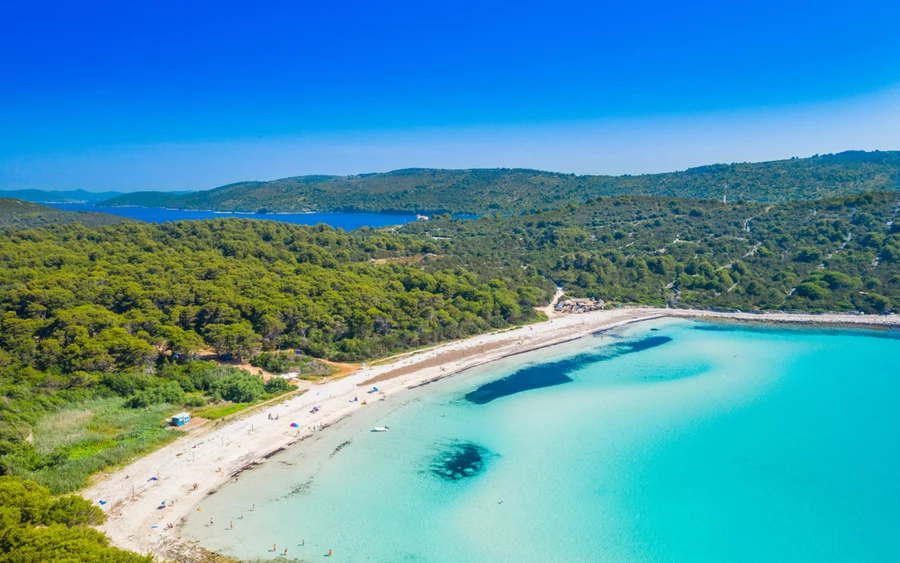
[0,475,152,562]
[0,356,300,493]
[250,351,337,378]
[0,220,541,362]
[401,191,900,312]
[0,199,132,229]
[11,399,177,493]
[191,401,256,420]
[101,151,900,215]
[0,356,304,492]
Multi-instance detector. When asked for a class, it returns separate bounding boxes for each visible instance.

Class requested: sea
[47,203,418,230]
[179,318,900,562]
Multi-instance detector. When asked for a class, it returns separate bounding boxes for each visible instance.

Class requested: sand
[83,307,900,561]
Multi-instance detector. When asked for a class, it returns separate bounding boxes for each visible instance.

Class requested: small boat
[371,426,390,432]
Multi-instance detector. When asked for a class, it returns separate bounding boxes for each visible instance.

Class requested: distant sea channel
[47,203,420,230]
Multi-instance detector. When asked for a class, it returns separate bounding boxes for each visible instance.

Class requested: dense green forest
[0,475,152,562]
[101,151,900,215]
[0,199,131,229]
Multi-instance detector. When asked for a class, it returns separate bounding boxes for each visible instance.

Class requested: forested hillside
[402,191,900,312]
[0,199,131,228]
[101,151,900,214]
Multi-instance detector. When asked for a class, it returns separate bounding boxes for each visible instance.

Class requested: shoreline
[83,307,900,561]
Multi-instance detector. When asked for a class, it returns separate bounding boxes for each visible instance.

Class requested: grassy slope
[0,198,133,228]
[101,150,900,214]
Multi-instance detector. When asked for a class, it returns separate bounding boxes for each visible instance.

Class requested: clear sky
[2,0,899,192]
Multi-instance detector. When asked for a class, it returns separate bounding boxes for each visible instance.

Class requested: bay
[180,319,900,562]
[47,203,418,229]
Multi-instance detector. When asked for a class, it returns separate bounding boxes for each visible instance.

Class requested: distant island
[0,198,135,228]
[0,188,123,204]
[99,150,900,215]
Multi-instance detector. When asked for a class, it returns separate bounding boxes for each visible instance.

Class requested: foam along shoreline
[83,307,900,561]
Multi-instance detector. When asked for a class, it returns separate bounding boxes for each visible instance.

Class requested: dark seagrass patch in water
[428,440,494,482]
[464,335,672,404]
[329,440,351,459]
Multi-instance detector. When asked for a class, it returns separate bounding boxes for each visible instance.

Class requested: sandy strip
[83,307,899,561]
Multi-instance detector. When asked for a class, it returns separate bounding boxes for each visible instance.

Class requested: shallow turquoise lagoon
[181,319,900,562]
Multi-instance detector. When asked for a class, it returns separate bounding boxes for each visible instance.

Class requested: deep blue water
[48,203,418,229]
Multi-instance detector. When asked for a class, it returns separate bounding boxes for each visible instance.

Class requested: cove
[180,318,900,562]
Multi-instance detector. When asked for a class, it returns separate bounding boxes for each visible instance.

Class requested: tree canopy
[0,476,151,563]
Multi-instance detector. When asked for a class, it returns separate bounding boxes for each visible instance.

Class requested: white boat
[371,426,390,432]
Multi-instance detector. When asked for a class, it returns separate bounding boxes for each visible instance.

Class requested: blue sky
[2,0,899,191]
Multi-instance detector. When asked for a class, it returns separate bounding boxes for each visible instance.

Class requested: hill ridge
[100,150,900,215]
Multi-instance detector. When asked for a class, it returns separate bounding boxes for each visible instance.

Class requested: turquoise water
[181,319,900,562]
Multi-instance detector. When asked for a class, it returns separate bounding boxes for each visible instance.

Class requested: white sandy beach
[82,307,900,561]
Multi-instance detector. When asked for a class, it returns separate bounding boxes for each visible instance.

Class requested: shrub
[45,495,104,527]
[213,373,265,403]
[264,377,291,394]
[182,394,206,408]
[124,381,185,408]
[795,282,831,300]
[101,372,155,397]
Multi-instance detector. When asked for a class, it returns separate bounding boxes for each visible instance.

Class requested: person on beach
[209,518,214,526]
